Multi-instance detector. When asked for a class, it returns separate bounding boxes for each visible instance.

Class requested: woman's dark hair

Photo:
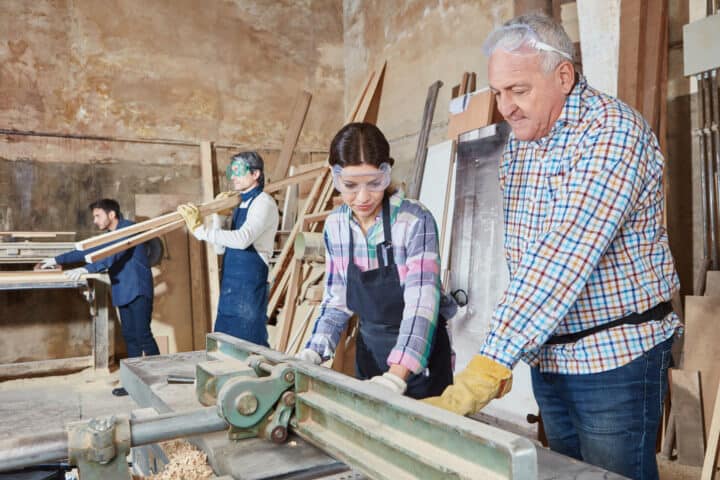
[88,198,121,219]
[328,122,395,168]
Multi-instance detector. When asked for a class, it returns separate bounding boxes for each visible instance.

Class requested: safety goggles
[483,23,573,61]
[331,163,392,194]
[225,158,252,180]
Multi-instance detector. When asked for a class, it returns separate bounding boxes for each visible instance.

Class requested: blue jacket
[55,219,154,307]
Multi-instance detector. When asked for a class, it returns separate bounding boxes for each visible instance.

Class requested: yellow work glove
[214,191,238,216]
[422,355,512,416]
[177,203,203,232]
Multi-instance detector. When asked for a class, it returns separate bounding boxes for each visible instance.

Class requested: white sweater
[193,192,279,266]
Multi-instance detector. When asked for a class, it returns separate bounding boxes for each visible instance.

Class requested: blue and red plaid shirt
[306,191,442,374]
[479,75,680,374]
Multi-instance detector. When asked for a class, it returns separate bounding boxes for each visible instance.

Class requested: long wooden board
[272,91,312,182]
[671,369,705,466]
[264,166,328,194]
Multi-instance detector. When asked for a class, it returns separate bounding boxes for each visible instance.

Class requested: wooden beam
[81,195,239,263]
[85,220,183,263]
[188,232,210,350]
[302,210,333,229]
[76,211,180,250]
[617,0,647,110]
[200,141,221,327]
[702,379,720,479]
[0,231,75,239]
[0,356,92,380]
[277,259,303,352]
[264,166,328,194]
[671,369,706,466]
[0,271,105,285]
[407,80,443,199]
[272,91,312,182]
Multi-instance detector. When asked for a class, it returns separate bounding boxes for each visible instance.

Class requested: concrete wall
[0,0,344,365]
[342,0,513,182]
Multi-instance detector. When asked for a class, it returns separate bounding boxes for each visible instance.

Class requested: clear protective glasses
[483,23,573,61]
[331,163,392,194]
[225,158,251,180]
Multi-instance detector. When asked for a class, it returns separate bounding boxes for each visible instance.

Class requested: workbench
[121,347,628,479]
[0,271,112,378]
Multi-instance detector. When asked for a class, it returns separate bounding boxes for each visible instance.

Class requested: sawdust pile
[134,440,214,480]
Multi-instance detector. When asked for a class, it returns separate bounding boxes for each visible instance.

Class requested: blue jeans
[118,295,160,358]
[531,337,673,480]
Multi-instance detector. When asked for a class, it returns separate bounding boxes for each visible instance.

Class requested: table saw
[0,333,626,479]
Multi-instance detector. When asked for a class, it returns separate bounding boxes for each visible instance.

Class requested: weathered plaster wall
[0,0,344,365]
[342,0,513,181]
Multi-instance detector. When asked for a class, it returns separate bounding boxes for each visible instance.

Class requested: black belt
[546,301,673,345]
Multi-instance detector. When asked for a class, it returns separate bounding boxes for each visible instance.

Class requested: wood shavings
[135,439,214,480]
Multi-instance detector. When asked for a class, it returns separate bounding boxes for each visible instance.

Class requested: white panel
[577,0,621,96]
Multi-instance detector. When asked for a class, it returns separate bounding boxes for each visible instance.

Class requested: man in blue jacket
[40,198,159,396]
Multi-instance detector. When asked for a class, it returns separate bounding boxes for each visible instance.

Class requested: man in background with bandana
[178,151,279,346]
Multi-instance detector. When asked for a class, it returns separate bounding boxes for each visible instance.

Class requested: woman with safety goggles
[178,151,279,346]
[297,122,453,399]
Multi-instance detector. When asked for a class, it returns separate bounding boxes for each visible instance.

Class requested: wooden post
[92,277,110,371]
[200,141,221,328]
[272,91,312,182]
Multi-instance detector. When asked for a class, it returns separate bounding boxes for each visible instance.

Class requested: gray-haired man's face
[488,48,574,141]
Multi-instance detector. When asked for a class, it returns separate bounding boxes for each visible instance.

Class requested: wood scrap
[137,439,213,480]
[272,90,312,182]
[277,258,303,352]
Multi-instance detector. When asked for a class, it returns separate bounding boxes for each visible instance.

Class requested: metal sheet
[683,14,720,76]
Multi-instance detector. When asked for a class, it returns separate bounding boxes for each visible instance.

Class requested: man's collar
[555,73,586,128]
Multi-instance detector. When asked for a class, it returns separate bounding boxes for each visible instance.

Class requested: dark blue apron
[346,195,453,399]
[214,186,270,346]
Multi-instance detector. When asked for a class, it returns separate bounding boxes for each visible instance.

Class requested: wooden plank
[264,166,328,194]
[639,0,667,133]
[0,270,105,285]
[702,379,720,480]
[92,279,110,371]
[0,356,92,379]
[272,90,312,182]
[200,141,221,328]
[671,369,705,466]
[407,80,444,199]
[355,61,386,126]
[84,220,184,263]
[685,295,720,440]
[75,194,239,252]
[281,166,300,232]
[447,89,497,140]
[459,72,470,95]
[277,259,303,352]
[617,0,646,110]
[0,231,75,239]
[188,232,210,349]
[303,210,333,229]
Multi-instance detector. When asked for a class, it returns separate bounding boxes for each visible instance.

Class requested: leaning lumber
[264,166,328,194]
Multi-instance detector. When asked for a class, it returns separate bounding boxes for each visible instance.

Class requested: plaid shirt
[479,75,680,374]
[306,191,441,374]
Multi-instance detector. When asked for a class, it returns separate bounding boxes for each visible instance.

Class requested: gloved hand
[295,348,322,365]
[37,258,57,270]
[422,355,512,416]
[177,203,203,232]
[215,191,238,216]
[367,372,407,394]
[64,267,89,282]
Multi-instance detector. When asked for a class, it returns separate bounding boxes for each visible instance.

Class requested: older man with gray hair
[425,13,679,479]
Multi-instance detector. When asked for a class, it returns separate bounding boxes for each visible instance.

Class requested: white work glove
[39,258,57,269]
[64,267,89,281]
[367,372,407,395]
[295,348,322,365]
